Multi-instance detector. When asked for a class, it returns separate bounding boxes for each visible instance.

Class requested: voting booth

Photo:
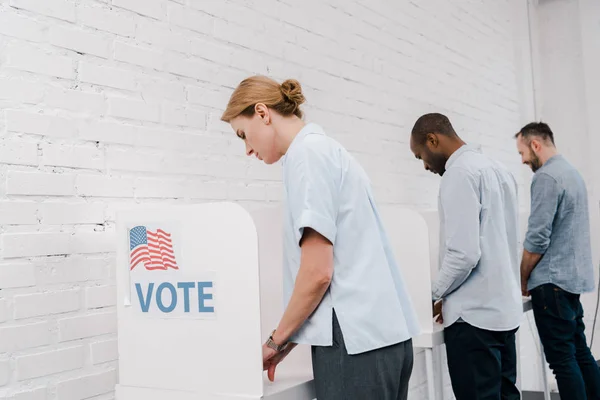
[115,201,544,399]
[115,202,314,400]
[379,207,444,400]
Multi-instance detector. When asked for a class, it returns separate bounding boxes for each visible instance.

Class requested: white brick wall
[15,346,85,381]
[14,289,81,319]
[0,0,533,398]
[517,0,600,391]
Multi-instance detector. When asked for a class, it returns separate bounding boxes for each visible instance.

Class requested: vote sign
[128,224,216,318]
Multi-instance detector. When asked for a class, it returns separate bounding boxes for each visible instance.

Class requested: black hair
[515,122,555,145]
[411,113,457,145]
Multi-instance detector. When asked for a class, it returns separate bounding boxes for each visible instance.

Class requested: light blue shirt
[525,155,595,294]
[434,145,522,331]
[281,123,420,355]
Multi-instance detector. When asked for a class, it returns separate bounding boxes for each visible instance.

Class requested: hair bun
[280,79,305,108]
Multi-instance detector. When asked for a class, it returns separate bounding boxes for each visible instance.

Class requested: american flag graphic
[129,226,179,271]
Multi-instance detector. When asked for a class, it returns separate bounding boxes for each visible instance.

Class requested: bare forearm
[273,266,331,344]
[272,229,333,345]
[521,249,542,283]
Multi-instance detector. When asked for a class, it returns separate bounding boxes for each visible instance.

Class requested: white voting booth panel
[379,207,444,400]
[378,207,438,348]
[115,202,314,400]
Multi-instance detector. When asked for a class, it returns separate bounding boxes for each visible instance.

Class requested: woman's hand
[262,342,297,382]
[262,343,278,368]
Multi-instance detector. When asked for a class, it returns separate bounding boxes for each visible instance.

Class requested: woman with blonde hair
[221,76,419,400]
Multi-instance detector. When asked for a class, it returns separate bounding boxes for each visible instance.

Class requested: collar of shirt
[282,122,324,165]
[537,153,563,173]
[444,143,482,170]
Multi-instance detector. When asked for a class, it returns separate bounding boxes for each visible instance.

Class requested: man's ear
[530,138,542,153]
[426,132,439,148]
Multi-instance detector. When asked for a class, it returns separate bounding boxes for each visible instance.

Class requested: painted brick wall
[0,0,528,398]
[517,0,600,392]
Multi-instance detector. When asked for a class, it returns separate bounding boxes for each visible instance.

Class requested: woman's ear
[254,103,270,124]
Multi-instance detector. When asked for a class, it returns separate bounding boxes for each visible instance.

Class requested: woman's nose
[245,142,253,157]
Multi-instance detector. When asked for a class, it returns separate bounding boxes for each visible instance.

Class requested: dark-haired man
[409,113,522,399]
[516,122,600,398]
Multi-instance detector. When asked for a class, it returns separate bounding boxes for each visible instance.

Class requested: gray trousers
[311,312,414,400]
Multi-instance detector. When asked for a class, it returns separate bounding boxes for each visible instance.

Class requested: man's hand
[433,300,443,324]
[262,343,296,382]
[520,249,542,297]
[521,278,530,297]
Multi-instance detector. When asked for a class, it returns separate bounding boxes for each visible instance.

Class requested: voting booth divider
[115,202,314,400]
[113,201,547,400]
[114,202,442,400]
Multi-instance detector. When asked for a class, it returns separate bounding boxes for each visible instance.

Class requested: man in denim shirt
[516,122,600,398]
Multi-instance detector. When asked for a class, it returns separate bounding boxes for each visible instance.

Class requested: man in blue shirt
[410,113,522,399]
[516,122,600,399]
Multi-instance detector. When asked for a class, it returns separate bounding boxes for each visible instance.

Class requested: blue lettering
[177,282,194,312]
[197,282,214,313]
[135,283,154,312]
[156,282,177,313]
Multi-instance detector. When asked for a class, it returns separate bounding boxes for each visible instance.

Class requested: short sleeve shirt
[281,123,420,355]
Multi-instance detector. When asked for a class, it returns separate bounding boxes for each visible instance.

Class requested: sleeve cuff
[294,210,337,246]
[524,239,547,255]
[431,284,443,301]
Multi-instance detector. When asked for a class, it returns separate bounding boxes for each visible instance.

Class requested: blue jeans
[445,322,520,400]
[531,283,600,399]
